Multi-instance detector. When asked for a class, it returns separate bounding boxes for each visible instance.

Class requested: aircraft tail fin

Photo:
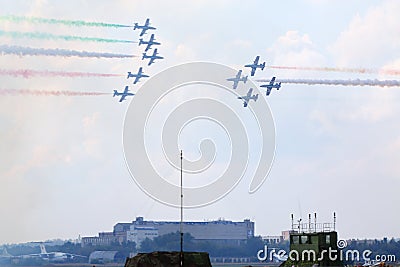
[243,76,248,83]
[133,23,138,29]
[113,90,118,97]
[255,94,259,101]
[39,244,47,254]
[1,247,11,257]
[277,82,281,89]
[261,62,266,70]
[142,53,146,60]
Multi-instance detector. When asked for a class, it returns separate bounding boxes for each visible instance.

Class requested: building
[127,226,159,248]
[262,235,283,244]
[125,217,254,246]
[88,251,124,264]
[82,217,254,247]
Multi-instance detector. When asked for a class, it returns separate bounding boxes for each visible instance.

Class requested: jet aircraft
[127,67,149,84]
[238,88,258,107]
[138,34,160,52]
[142,48,163,66]
[244,55,266,76]
[133,18,156,36]
[260,77,281,96]
[227,70,248,89]
[113,86,135,102]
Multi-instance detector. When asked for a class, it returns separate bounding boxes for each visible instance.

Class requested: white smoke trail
[257,78,400,87]
[0,89,108,96]
[0,45,136,58]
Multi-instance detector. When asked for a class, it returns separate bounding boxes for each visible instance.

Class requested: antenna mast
[180,150,183,267]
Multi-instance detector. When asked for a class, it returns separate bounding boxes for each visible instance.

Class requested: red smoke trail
[0,69,124,78]
[0,89,109,96]
[268,66,400,76]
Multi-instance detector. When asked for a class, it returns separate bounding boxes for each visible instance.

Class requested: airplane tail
[113,90,118,97]
[255,94,259,101]
[133,23,138,30]
[142,53,146,60]
[261,62,266,70]
[138,39,144,45]
[39,244,47,254]
[277,82,281,89]
[1,247,11,257]
[243,76,248,83]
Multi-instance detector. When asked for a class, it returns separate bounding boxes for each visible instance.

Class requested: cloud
[329,0,400,67]
[268,31,326,77]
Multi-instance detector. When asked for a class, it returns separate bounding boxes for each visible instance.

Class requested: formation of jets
[227,55,282,108]
[113,18,164,103]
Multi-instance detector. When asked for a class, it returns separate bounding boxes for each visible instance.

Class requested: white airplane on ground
[6,244,86,263]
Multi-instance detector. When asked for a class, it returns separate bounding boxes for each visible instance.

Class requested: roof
[89,251,119,261]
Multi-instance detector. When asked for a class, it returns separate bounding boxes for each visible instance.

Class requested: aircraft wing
[254,55,260,64]
[250,67,256,76]
[139,29,146,36]
[270,77,276,83]
[133,76,140,84]
[145,43,152,52]
[266,87,272,96]
[119,95,127,102]
[148,58,155,66]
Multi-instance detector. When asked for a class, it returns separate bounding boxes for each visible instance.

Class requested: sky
[1,0,400,245]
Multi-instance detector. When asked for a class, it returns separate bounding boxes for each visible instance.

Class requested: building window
[326,235,330,245]
[292,236,300,244]
[301,235,309,244]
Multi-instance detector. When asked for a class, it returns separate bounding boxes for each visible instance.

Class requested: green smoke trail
[0,30,136,44]
[0,15,131,28]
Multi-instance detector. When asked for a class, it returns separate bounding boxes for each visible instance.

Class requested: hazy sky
[1,0,400,245]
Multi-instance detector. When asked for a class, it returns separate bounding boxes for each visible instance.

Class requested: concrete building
[262,235,283,244]
[127,226,158,248]
[124,217,254,246]
[82,217,255,247]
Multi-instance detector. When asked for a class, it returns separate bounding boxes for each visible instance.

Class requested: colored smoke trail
[0,30,136,44]
[0,68,124,78]
[0,15,131,28]
[0,89,109,96]
[257,78,400,87]
[0,45,136,58]
[269,65,400,76]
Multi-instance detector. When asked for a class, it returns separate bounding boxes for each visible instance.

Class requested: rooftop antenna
[308,214,311,233]
[333,212,336,231]
[314,212,317,232]
[291,214,294,231]
[180,150,183,267]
